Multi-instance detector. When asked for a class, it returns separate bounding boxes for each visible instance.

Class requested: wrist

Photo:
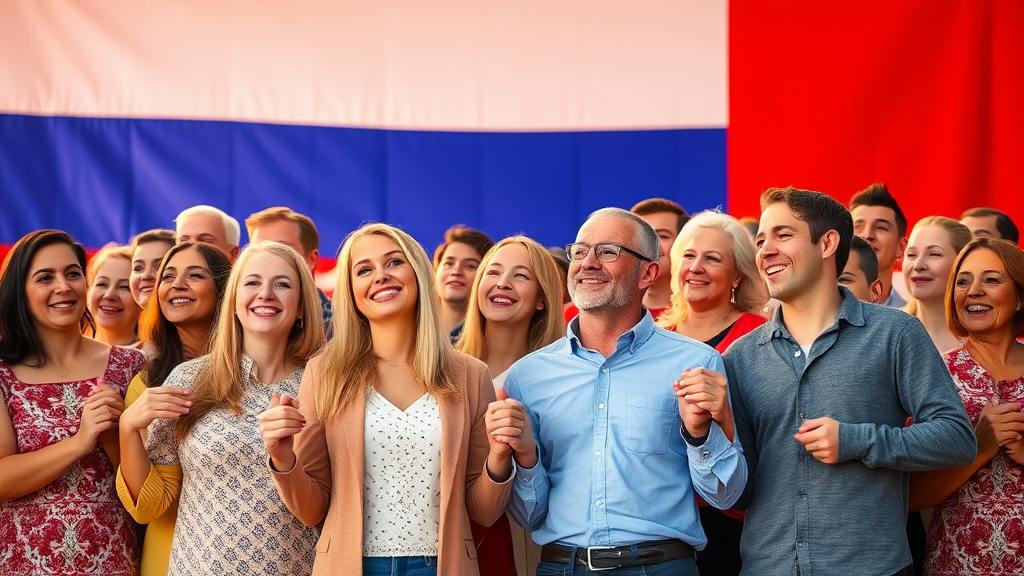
[513,446,539,469]
[680,422,710,446]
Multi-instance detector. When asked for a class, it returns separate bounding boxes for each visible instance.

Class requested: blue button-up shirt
[505,311,746,549]
[725,287,975,576]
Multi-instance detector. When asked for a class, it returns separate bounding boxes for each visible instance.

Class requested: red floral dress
[925,346,1024,575]
[0,346,144,575]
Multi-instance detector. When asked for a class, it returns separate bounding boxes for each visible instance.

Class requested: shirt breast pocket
[625,393,677,455]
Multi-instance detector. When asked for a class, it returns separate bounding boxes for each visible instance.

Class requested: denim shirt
[725,287,976,576]
[505,311,746,549]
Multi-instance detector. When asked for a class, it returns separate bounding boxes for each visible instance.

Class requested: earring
[295,316,304,329]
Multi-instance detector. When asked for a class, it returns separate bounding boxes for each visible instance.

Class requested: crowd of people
[0,185,1021,576]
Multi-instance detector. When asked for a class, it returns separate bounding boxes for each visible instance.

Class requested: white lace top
[363,389,442,557]
[147,355,318,576]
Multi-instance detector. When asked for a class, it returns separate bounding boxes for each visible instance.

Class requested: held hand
[88,378,125,452]
[119,386,192,434]
[1002,436,1024,465]
[794,417,840,464]
[674,368,731,439]
[975,398,1024,457]
[486,389,538,469]
[76,380,125,451]
[259,393,304,471]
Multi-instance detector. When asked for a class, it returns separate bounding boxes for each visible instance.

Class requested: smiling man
[503,207,746,576]
[432,226,494,341]
[850,184,907,308]
[724,187,975,576]
[631,198,689,318]
[175,205,241,263]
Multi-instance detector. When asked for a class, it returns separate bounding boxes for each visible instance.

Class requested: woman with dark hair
[260,223,513,576]
[119,242,325,575]
[0,230,145,576]
[911,238,1024,575]
[114,242,230,576]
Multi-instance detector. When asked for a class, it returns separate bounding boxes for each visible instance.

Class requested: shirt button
[794,350,801,357]
[602,368,609,374]
[598,403,605,410]
[595,450,602,456]
[798,489,806,496]
[799,412,804,419]
[596,500,603,507]
[700,450,710,461]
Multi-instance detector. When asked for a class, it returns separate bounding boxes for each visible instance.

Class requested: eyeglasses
[565,242,652,263]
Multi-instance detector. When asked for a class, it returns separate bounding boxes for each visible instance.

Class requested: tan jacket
[271,352,512,576]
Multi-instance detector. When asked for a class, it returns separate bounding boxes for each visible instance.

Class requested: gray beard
[569,263,641,311]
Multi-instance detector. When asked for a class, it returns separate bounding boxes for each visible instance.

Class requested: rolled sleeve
[686,421,746,509]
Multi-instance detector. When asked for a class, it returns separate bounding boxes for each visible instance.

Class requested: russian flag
[0,0,1020,262]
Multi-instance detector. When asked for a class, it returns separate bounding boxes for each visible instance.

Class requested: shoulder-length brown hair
[946,237,1024,340]
[174,241,326,443]
[457,236,566,361]
[315,223,459,421]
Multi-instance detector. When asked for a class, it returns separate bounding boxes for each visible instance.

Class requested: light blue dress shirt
[504,311,746,549]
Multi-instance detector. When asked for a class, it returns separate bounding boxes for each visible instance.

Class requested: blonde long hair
[315,224,459,421]
[457,236,566,361]
[657,210,768,329]
[175,241,326,443]
[903,216,972,317]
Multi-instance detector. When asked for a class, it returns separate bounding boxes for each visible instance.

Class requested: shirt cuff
[685,421,732,466]
[484,458,518,485]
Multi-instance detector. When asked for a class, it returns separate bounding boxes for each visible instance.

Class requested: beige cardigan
[271,352,513,576]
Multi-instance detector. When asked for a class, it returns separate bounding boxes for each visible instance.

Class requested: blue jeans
[362,556,438,576]
[536,557,698,576]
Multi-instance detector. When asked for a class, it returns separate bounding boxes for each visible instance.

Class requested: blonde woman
[87,245,143,348]
[656,210,769,576]
[457,235,566,576]
[260,223,513,576]
[117,242,325,575]
[902,216,972,353]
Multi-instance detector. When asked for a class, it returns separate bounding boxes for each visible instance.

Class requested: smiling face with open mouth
[235,251,301,339]
[158,246,218,329]
[26,243,89,332]
[953,248,1021,337]
[130,239,173,309]
[477,243,544,326]
[350,233,419,324]
[88,255,141,332]
[755,202,825,304]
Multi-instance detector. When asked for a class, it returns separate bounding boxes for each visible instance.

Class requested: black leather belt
[540,539,694,572]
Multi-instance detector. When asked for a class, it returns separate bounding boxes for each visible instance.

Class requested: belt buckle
[585,545,619,572]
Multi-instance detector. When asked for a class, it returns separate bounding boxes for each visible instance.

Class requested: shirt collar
[757,286,866,345]
[566,308,657,355]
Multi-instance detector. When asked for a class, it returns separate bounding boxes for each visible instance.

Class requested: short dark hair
[850,183,907,238]
[432,225,494,268]
[138,242,231,388]
[0,230,94,366]
[630,198,690,235]
[848,236,879,284]
[946,238,1024,339]
[761,187,853,278]
[961,207,1019,244]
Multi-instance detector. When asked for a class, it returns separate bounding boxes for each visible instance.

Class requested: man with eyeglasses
[492,207,746,575]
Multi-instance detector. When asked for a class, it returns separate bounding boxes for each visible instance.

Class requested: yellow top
[115,373,181,576]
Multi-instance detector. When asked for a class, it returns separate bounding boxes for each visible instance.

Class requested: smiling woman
[0,229,145,576]
[87,245,143,348]
[261,223,513,576]
[117,241,325,576]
